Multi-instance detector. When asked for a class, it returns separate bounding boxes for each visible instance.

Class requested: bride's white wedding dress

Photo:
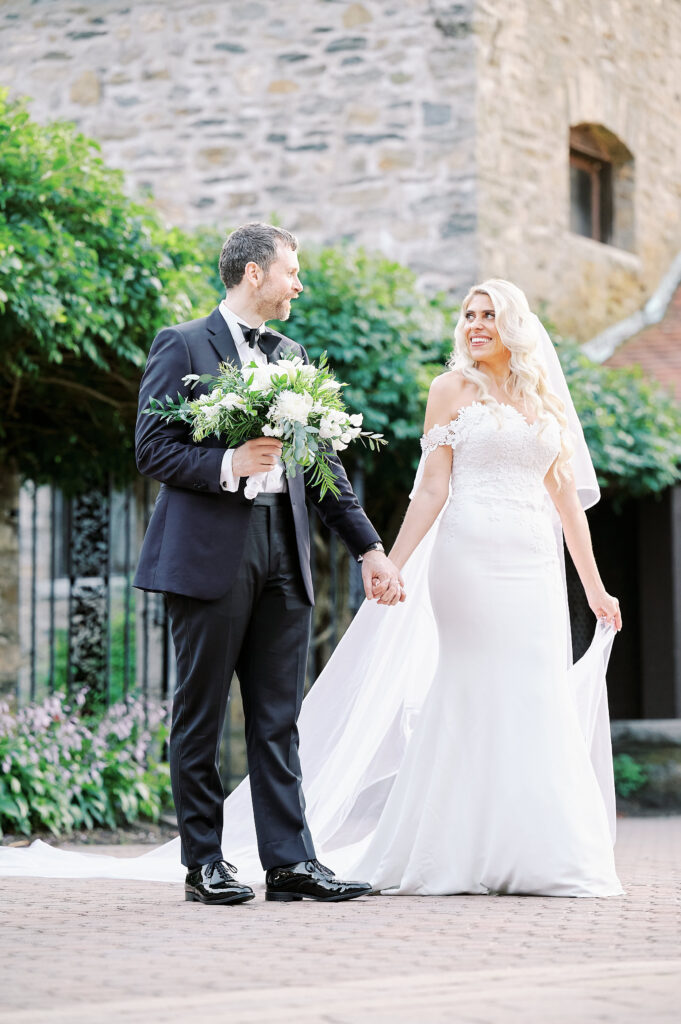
[0,396,622,898]
[348,401,622,896]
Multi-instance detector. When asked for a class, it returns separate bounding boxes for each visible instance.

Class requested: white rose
[243,363,277,392]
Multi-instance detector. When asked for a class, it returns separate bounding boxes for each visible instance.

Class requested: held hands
[232,437,283,477]
[361,550,406,606]
[588,589,622,631]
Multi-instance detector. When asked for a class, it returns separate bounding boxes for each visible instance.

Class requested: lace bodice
[421,401,560,513]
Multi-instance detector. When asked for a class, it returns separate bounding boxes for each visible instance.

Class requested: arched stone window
[569,124,635,251]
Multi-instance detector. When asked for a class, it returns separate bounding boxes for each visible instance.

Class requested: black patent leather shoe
[265,858,372,902]
[185,860,255,905]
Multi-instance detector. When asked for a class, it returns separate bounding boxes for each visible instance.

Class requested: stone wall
[0,0,478,296]
[475,0,681,339]
[2,0,680,332]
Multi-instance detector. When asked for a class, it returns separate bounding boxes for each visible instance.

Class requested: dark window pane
[599,162,613,245]
[570,164,592,237]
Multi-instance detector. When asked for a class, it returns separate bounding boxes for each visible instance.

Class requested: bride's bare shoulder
[427,370,474,415]
[425,370,474,434]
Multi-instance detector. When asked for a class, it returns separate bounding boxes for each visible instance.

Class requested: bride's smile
[463,293,507,371]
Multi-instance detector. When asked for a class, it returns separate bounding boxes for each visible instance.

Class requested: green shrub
[0,691,172,837]
[613,753,648,799]
[559,338,681,500]
[0,91,216,493]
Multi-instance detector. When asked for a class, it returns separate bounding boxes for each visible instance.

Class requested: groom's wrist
[357,542,384,563]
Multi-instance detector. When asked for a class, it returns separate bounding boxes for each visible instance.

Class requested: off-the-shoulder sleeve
[420,421,458,455]
[409,421,458,499]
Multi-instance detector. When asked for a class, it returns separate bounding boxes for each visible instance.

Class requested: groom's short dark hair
[219,223,298,289]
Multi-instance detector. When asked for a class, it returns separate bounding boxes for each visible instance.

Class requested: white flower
[318,415,337,440]
[181,374,201,385]
[319,378,342,392]
[273,389,314,425]
[331,439,348,451]
[273,356,305,382]
[349,413,363,427]
[242,363,278,392]
[262,422,284,437]
[219,393,246,411]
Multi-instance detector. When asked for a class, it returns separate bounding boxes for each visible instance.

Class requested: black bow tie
[241,325,279,357]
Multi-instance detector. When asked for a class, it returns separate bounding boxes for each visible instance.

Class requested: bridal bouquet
[144,353,386,499]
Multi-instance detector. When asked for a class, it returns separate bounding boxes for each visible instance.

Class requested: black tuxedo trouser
[166,499,315,871]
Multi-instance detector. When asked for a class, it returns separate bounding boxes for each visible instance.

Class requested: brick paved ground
[0,816,679,1024]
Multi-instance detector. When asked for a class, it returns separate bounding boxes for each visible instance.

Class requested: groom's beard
[273,297,292,320]
[255,290,294,323]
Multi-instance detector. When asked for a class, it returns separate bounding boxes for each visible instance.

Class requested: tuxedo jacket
[133,306,381,604]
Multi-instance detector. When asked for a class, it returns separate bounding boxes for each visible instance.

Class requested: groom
[134,223,404,905]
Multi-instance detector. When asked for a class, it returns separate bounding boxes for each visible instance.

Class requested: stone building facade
[2,0,680,337]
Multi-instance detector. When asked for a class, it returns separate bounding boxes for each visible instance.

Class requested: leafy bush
[0,691,172,837]
[0,91,216,493]
[613,752,648,799]
[560,339,681,500]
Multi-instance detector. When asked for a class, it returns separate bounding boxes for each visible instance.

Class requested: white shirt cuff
[220,449,239,492]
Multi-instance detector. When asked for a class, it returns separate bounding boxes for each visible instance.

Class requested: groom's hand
[232,437,283,477]
[361,551,405,606]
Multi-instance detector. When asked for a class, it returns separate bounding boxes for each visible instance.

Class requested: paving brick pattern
[1,816,679,1023]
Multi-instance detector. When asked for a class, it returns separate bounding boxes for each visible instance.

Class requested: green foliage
[0,691,172,837]
[0,90,677,509]
[0,91,216,494]
[559,339,681,500]
[612,752,648,799]
[273,244,456,527]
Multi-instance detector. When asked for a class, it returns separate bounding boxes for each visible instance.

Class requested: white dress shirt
[218,301,287,494]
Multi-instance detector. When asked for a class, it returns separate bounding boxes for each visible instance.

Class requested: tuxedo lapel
[265,331,294,363]
[206,307,241,367]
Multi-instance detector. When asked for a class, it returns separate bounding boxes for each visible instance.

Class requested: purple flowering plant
[0,691,172,837]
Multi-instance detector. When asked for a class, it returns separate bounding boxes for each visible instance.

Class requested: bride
[0,279,623,898]
[347,278,622,897]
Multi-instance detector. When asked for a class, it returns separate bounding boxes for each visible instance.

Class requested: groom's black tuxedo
[134,307,379,603]
[134,306,381,870]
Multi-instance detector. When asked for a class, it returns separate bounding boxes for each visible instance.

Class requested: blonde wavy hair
[450,279,573,485]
